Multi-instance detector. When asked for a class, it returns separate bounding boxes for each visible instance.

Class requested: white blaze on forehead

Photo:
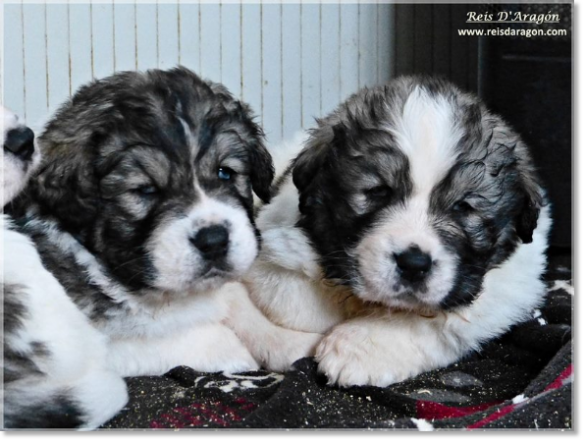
[390,87,460,195]
[179,116,199,157]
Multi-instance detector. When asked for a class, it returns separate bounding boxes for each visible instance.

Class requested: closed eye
[452,200,475,214]
[131,185,159,197]
[364,185,393,200]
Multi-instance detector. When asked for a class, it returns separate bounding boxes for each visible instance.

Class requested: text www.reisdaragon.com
[458,28,567,38]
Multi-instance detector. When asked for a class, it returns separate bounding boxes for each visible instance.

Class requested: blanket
[102,257,572,430]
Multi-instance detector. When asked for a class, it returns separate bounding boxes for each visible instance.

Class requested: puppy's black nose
[4,127,35,161]
[191,225,229,259]
[394,247,432,282]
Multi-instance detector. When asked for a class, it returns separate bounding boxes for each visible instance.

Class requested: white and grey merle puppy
[236,76,551,386]
[11,67,274,379]
[2,106,128,429]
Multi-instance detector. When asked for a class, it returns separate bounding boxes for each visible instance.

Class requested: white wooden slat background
[3,1,395,147]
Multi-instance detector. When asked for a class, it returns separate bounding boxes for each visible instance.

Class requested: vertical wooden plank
[91,0,115,80]
[340,3,359,100]
[157,2,179,69]
[113,2,136,72]
[358,2,377,88]
[377,2,394,84]
[241,3,262,123]
[46,3,70,112]
[320,3,340,116]
[69,3,92,96]
[281,2,302,140]
[261,3,282,145]
[395,3,414,76]
[301,3,320,128]
[432,4,451,78]
[136,2,157,71]
[199,3,221,81]
[179,2,200,73]
[413,4,433,74]
[5,3,25,119]
[22,3,48,129]
[220,3,241,98]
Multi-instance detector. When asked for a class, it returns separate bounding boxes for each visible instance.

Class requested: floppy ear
[292,124,336,197]
[31,139,99,235]
[223,96,274,203]
[249,139,275,203]
[513,143,544,244]
[515,172,543,244]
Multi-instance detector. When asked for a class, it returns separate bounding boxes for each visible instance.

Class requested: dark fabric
[102,269,572,430]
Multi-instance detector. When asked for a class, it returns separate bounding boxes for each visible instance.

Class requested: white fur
[222,281,323,372]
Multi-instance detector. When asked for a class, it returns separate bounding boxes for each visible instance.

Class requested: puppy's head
[2,106,40,206]
[30,67,273,294]
[293,76,544,311]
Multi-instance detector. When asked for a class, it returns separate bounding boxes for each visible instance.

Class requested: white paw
[315,322,420,388]
[204,341,261,374]
[261,330,323,372]
[220,353,260,374]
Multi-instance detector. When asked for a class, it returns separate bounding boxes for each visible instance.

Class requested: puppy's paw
[220,352,261,374]
[261,330,323,372]
[315,322,421,388]
[202,334,261,374]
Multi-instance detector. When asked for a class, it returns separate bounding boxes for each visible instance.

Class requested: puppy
[235,76,551,387]
[2,106,128,429]
[11,67,274,379]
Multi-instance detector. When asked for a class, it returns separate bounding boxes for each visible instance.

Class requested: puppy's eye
[218,167,235,181]
[364,185,392,200]
[452,200,474,214]
[132,185,158,196]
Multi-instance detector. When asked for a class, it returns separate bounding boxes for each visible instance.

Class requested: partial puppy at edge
[2,105,128,429]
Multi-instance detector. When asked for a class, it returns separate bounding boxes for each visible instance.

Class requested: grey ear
[31,139,99,234]
[515,171,543,244]
[292,124,336,196]
[249,138,275,203]
[513,143,544,244]
[236,103,274,203]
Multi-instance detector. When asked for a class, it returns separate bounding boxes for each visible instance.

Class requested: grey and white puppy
[233,76,551,387]
[11,67,274,381]
[2,106,128,429]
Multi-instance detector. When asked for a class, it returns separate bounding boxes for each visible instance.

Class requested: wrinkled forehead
[100,146,173,186]
[340,137,410,189]
[98,121,251,185]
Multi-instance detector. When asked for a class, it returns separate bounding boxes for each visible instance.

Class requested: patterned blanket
[103,261,572,430]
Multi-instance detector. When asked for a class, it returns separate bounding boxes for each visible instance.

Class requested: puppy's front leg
[221,283,323,372]
[315,312,464,387]
[108,322,259,377]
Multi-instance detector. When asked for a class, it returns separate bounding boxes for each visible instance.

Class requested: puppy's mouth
[200,267,230,279]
